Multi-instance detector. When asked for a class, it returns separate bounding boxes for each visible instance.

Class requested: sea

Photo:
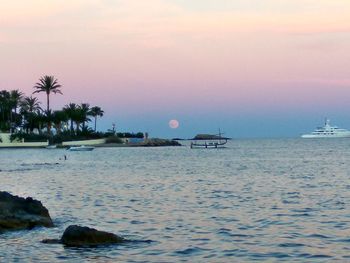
[1,138,350,262]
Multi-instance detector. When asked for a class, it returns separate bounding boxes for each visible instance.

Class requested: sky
[1,0,350,138]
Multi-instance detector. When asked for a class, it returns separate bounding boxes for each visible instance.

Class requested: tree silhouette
[33,76,62,133]
[90,106,104,131]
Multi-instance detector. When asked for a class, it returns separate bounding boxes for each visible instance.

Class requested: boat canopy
[191,134,230,140]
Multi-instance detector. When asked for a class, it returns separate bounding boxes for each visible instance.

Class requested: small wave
[306,234,331,239]
[21,163,60,166]
[217,228,253,238]
[217,227,231,232]
[62,238,154,251]
[126,239,154,244]
[278,242,305,248]
[291,208,316,213]
[222,249,243,257]
[307,254,333,259]
[174,247,208,256]
[130,220,145,225]
[1,163,61,173]
[0,168,35,173]
[190,238,210,242]
[249,252,291,259]
[289,213,312,217]
[142,249,164,256]
[237,165,248,171]
[335,238,350,243]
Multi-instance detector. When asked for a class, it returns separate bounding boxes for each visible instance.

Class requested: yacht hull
[301,133,350,138]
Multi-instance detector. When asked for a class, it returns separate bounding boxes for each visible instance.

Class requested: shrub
[116,132,144,138]
[10,133,49,142]
[105,136,123,144]
[51,131,104,144]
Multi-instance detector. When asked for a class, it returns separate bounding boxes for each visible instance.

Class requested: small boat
[190,130,229,149]
[68,145,95,151]
[301,118,350,138]
[191,141,227,149]
[46,145,57,149]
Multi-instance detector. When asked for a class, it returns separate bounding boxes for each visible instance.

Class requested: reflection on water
[1,139,350,262]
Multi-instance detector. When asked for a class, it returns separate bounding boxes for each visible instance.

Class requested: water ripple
[1,139,350,261]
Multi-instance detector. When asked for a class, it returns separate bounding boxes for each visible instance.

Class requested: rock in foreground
[0,191,53,232]
[60,225,124,246]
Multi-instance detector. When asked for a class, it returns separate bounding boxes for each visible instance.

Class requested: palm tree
[71,105,90,134]
[43,109,53,133]
[9,90,24,132]
[0,90,11,131]
[63,103,78,134]
[10,89,23,115]
[89,106,104,131]
[20,96,41,114]
[20,96,41,133]
[33,75,62,133]
[33,76,62,112]
[79,103,91,130]
[52,110,68,134]
[33,110,46,134]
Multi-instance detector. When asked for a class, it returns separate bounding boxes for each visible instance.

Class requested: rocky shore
[97,138,182,147]
[0,191,53,232]
[133,138,181,147]
[0,191,125,247]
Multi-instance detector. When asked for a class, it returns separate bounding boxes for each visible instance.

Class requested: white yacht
[301,119,350,138]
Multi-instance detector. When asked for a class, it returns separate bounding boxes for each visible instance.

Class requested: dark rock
[60,225,124,246]
[0,191,53,233]
[137,138,181,147]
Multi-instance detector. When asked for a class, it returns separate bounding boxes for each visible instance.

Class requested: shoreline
[0,142,182,149]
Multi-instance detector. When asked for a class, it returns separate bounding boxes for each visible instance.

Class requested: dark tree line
[0,75,104,135]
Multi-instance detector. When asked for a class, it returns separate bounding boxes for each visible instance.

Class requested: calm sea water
[1,139,350,262]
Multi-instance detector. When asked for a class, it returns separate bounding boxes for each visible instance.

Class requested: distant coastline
[1,76,180,148]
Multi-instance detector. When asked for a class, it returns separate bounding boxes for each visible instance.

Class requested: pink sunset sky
[1,0,350,137]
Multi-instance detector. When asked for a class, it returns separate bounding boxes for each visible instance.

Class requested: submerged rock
[60,225,125,246]
[0,191,53,232]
